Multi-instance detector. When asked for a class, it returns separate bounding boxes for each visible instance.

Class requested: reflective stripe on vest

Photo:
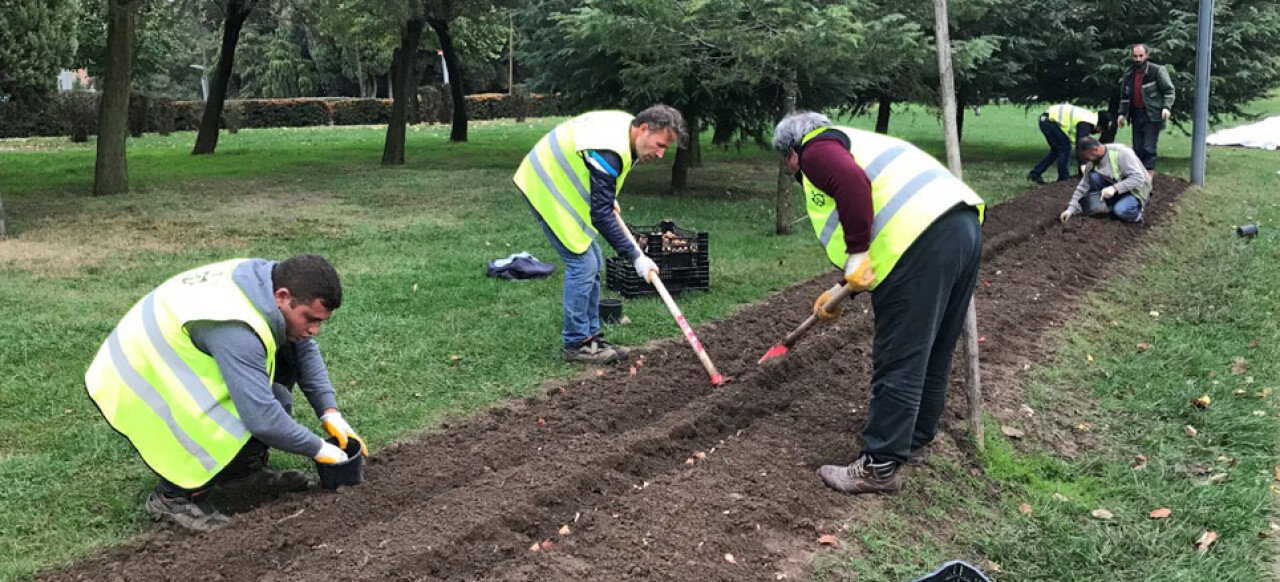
[85,259,277,489]
[802,127,985,290]
[513,111,635,254]
[1046,104,1098,143]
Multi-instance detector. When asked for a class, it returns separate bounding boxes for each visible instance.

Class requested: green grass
[2,96,1278,580]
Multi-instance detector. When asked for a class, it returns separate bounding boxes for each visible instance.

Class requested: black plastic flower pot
[314,436,364,490]
[1238,223,1259,238]
[599,298,624,324]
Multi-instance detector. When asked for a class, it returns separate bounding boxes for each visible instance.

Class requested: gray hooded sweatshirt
[186,259,338,458]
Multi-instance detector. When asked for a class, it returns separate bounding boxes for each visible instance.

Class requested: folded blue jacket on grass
[486,252,556,280]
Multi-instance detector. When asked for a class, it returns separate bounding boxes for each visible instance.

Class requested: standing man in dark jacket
[1116,44,1175,176]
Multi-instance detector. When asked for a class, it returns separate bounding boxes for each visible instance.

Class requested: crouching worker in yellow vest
[85,255,367,532]
[772,112,985,495]
[514,105,687,364]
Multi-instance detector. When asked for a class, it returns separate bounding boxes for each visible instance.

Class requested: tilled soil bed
[45,177,1188,582]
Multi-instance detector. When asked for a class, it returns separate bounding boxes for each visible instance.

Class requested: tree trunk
[383,17,424,166]
[428,18,467,142]
[0,184,7,240]
[670,114,696,193]
[875,94,892,134]
[192,0,258,156]
[775,72,798,235]
[93,0,141,197]
[932,0,983,452]
[691,115,702,167]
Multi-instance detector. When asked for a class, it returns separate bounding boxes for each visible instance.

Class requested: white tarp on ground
[1207,115,1280,150]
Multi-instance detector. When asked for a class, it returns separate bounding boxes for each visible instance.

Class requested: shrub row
[0,87,568,140]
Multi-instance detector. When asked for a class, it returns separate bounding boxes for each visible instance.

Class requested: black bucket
[315,437,364,490]
[599,298,623,324]
[1079,192,1108,216]
[1238,223,1259,238]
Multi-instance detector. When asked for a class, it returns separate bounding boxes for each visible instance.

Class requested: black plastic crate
[605,220,709,298]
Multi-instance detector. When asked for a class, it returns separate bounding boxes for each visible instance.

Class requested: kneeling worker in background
[1059,137,1151,224]
[85,255,367,532]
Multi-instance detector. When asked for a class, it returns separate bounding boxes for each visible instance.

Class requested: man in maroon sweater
[773,111,984,495]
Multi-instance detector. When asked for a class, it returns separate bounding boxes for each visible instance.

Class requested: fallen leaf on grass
[1234,389,1247,396]
[1194,530,1219,553]
[559,525,571,536]
[1075,423,1092,432]
[1249,341,1259,348]
[1137,342,1150,350]
[1231,357,1249,375]
[1195,473,1230,486]
[1018,503,1033,516]
[1149,508,1171,519]
[1274,465,1280,482]
[724,553,737,564]
[1190,395,1211,409]
[449,354,461,361]
[1086,353,1095,363]
[1185,425,1199,437]
[1254,410,1267,416]
[1132,454,1148,471]
[1208,371,1217,378]
[816,534,842,547]
[412,283,419,292]
[1149,310,1160,318]
[1257,388,1273,399]
[979,560,1003,573]
[1091,509,1114,520]
[1052,493,1069,502]
[1001,426,1025,439]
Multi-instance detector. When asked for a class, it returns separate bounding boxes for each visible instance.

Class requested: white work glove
[314,440,349,465]
[1100,186,1117,201]
[1116,115,1126,128]
[1080,164,1089,176]
[321,412,368,457]
[1059,209,1073,223]
[633,255,659,283]
[1161,108,1171,121]
[843,252,875,292]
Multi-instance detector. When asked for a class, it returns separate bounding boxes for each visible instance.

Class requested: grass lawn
[2,95,1278,580]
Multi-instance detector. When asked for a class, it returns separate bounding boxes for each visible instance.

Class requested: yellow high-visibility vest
[801,127,985,290]
[85,259,277,489]
[513,111,635,254]
[1045,104,1099,144]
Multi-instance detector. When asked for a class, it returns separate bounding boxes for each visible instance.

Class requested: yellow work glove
[843,252,875,292]
[321,412,368,457]
[314,441,349,465]
[813,284,845,321]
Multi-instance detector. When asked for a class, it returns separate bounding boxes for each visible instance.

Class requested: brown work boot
[563,338,626,364]
[145,490,231,532]
[593,337,631,359]
[907,444,931,465]
[216,468,310,494]
[818,454,902,495]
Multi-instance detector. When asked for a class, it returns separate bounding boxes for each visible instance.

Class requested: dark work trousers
[157,381,297,500]
[861,205,983,464]
[1030,114,1073,182]
[1130,108,1163,170]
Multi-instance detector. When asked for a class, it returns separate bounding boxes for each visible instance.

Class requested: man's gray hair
[772,111,832,153]
[633,104,688,145]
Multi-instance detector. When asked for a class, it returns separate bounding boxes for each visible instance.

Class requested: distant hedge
[0,88,568,140]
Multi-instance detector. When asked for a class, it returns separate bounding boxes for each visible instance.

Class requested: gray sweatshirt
[1066,143,1151,216]
[186,259,338,458]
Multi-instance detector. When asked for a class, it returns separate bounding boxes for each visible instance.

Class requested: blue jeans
[532,209,602,347]
[1030,115,1073,181]
[1086,173,1143,223]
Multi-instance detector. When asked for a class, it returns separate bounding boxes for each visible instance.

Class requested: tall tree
[0,0,79,100]
[383,14,425,164]
[93,0,146,197]
[192,0,261,155]
[425,0,467,141]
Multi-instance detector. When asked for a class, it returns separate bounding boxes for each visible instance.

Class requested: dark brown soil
[43,176,1188,582]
